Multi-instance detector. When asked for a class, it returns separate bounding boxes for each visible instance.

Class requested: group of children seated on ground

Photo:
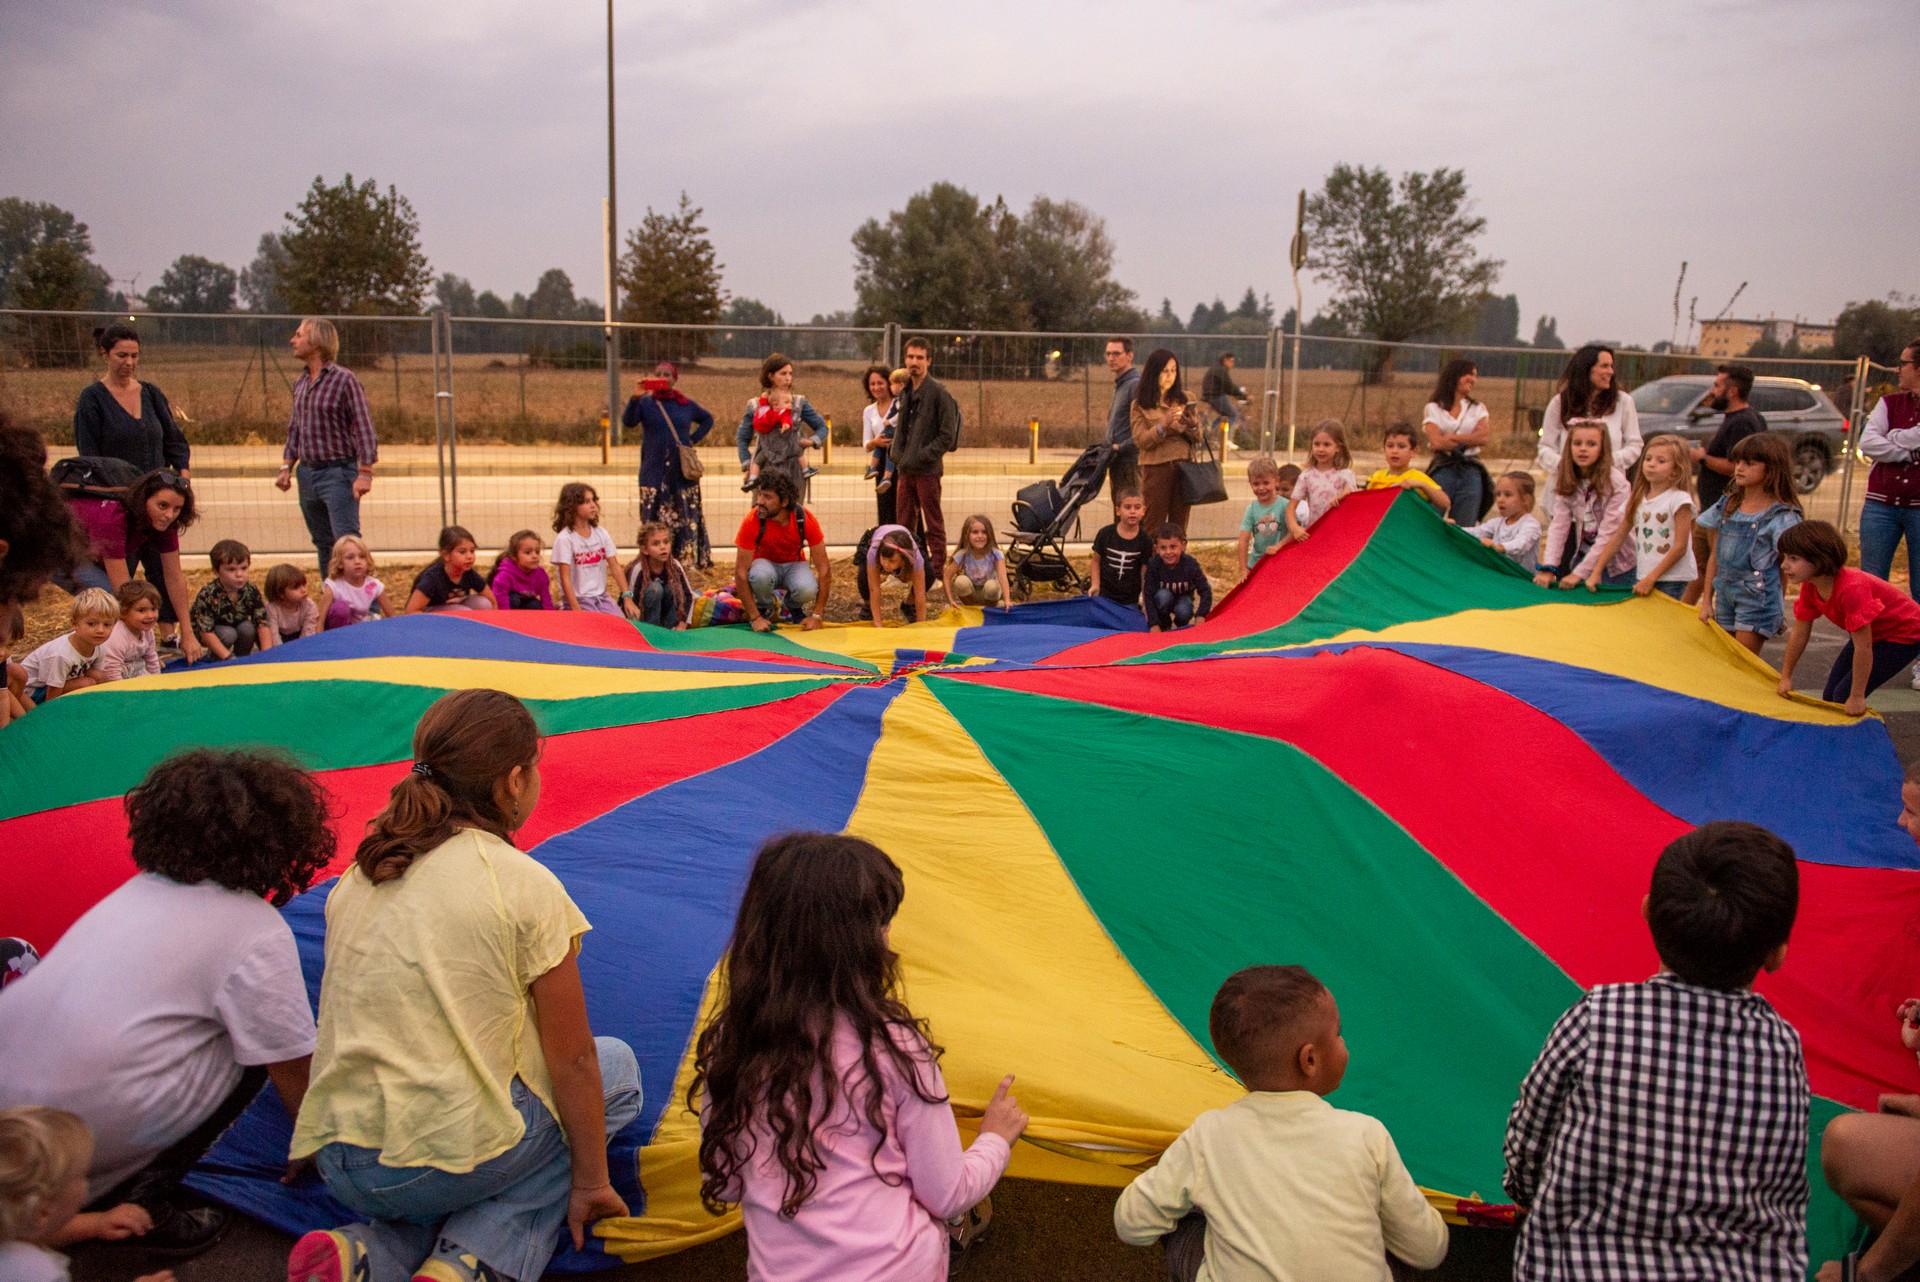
[0,682,1904,1282]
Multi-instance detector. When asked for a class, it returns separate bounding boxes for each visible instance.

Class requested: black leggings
[87,1065,267,1211]
[1824,638,1920,704]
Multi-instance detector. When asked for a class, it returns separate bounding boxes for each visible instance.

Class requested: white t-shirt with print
[1633,488,1698,583]
[19,634,98,694]
[0,874,316,1200]
[552,525,618,601]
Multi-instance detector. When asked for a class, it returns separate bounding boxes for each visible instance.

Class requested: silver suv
[1630,375,1847,493]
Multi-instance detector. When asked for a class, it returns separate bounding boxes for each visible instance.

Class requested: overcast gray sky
[3,0,1910,344]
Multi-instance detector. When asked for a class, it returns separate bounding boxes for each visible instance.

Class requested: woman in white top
[1423,359,1493,523]
[1534,345,1642,475]
[859,365,897,527]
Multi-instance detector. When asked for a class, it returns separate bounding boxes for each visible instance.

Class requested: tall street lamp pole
[604,0,620,446]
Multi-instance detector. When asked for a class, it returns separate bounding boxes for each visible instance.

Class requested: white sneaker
[1909,664,1920,691]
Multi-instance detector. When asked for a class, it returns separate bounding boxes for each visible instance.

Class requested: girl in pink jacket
[693,834,1028,1282]
[1534,422,1635,589]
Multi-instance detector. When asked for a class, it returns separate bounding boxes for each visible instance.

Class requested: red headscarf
[649,363,691,405]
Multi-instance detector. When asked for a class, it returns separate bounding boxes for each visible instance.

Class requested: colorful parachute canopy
[3,489,1915,1269]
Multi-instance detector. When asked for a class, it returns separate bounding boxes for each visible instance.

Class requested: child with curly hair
[0,749,333,1260]
[551,483,637,618]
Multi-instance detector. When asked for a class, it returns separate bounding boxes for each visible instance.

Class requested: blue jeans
[297,459,362,576]
[1429,454,1487,526]
[1860,501,1920,592]
[638,578,680,628]
[1151,588,1196,630]
[314,1037,642,1282]
[746,559,818,618]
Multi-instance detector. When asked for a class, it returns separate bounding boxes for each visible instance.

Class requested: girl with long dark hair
[1535,344,1642,475]
[693,833,1027,1280]
[1129,348,1201,537]
[55,469,201,663]
[1423,359,1493,522]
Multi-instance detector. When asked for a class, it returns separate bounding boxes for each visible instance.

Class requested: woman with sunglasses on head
[54,470,203,664]
[72,323,193,649]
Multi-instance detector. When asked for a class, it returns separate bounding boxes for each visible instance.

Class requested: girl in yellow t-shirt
[289,690,640,1282]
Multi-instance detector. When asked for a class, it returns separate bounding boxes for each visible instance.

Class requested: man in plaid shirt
[274,318,378,573]
[1505,821,1809,1280]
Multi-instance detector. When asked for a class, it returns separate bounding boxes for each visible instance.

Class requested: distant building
[1699,315,1835,358]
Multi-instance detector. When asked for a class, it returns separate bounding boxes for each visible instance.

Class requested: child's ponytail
[354,689,541,884]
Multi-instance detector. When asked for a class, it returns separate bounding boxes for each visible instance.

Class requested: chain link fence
[0,307,1893,559]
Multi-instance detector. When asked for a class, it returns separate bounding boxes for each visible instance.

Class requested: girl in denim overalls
[1696,431,1802,654]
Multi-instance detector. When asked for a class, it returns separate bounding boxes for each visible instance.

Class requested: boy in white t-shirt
[19,589,116,704]
[0,748,330,1262]
[1115,965,1448,1281]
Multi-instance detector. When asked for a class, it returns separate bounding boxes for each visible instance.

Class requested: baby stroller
[1004,442,1113,600]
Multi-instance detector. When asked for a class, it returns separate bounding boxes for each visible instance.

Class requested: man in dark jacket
[892,336,962,577]
[1106,337,1141,501]
[1201,353,1250,446]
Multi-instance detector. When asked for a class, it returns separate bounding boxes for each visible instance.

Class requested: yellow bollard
[1029,417,1040,465]
[1219,420,1230,461]
[822,415,833,466]
[599,413,610,465]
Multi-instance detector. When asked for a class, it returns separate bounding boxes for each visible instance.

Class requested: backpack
[50,455,146,502]
[753,505,814,559]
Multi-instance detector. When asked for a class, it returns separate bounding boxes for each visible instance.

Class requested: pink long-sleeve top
[93,620,160,680]
[490,561,555,610]
[1542,468,1635,579]
[715,1020,1011,1282]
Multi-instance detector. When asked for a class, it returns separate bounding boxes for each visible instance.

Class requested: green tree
[239,233,289,312]
[1468,293,1521,346]
[724,296,784,326]
[1306,164,1501,377]
[434,273,477,316]
[475,291,511,319]
[1154,298,1183,332]
[1834,297,1920,367]
[11,239,112,367]
[1531,315,1564,349]
[619,193,725,326]
[146,254,237,313]
[1003,196,1140,332]
[528,268,587,321]
[851,182,1020,330]
[278,174,432,315]
[0,198,108,309]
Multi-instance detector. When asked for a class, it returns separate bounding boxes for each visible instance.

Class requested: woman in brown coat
[1129,348,1202,537]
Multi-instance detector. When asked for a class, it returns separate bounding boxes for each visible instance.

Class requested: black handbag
[1175,424,1228,506]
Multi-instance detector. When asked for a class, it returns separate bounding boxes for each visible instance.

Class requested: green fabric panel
[1135,494,1626,664]
[1807,1095,1859,1275]
[929,675,1582,1198]
[0,678,831,822]
[635,622,880,673]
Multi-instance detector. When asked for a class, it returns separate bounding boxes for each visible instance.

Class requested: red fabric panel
[1049,488,1393,666]
[957,649,1920,1106]
[0,685,845,953]
[461,609,857,670]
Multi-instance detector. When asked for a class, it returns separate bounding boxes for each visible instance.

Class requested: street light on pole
[604,0,620,446]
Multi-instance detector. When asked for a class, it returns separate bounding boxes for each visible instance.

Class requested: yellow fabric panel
[595,966,740,1263]
[1288,595,1854,727]
[844,678,1242,1186]
[773,606,978,672]
[74,657,804,700]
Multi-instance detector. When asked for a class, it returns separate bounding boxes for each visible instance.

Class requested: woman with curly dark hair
[288,689,640,1282]
[692,832,1028,1279]
[0,748,333,1260]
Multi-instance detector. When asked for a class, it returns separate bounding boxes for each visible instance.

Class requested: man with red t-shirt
[1774,520,1920,716]
[734,469,830,632]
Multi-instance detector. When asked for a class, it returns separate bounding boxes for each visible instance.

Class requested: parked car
[1629,375,1848,494]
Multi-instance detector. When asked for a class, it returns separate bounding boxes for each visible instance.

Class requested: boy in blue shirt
[1236,458,1300,582]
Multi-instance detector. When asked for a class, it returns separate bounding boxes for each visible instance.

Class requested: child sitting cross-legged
[191,539,273,659]
[1774,519,1920,717]
[406,525,496,615]
[1366,424,1450,515]
[0,1108,174,1282]
[94,581,163,681]
[487,531,554,611]
[1114,965,1449,1281]
[1142,524,1211,632]
[264,564,321,645]
[19,588,116,704]
[1504,820,1809,1281]
[1461,471,1543,569]
[319,535,385,629]
[631,521,693,629]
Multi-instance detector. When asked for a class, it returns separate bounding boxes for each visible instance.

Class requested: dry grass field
[1,346,1551,454]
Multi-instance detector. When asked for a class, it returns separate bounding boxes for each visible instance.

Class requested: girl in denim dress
[1697,432,1803,654]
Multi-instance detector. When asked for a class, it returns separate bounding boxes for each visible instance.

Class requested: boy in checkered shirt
[1504,821,1809,1280]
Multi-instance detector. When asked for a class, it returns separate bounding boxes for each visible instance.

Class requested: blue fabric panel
[951,595,1148,664]
[188,682,900,1269]
[231,614,847,676]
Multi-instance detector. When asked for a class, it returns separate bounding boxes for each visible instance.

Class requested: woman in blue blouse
[622,361,715,566]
